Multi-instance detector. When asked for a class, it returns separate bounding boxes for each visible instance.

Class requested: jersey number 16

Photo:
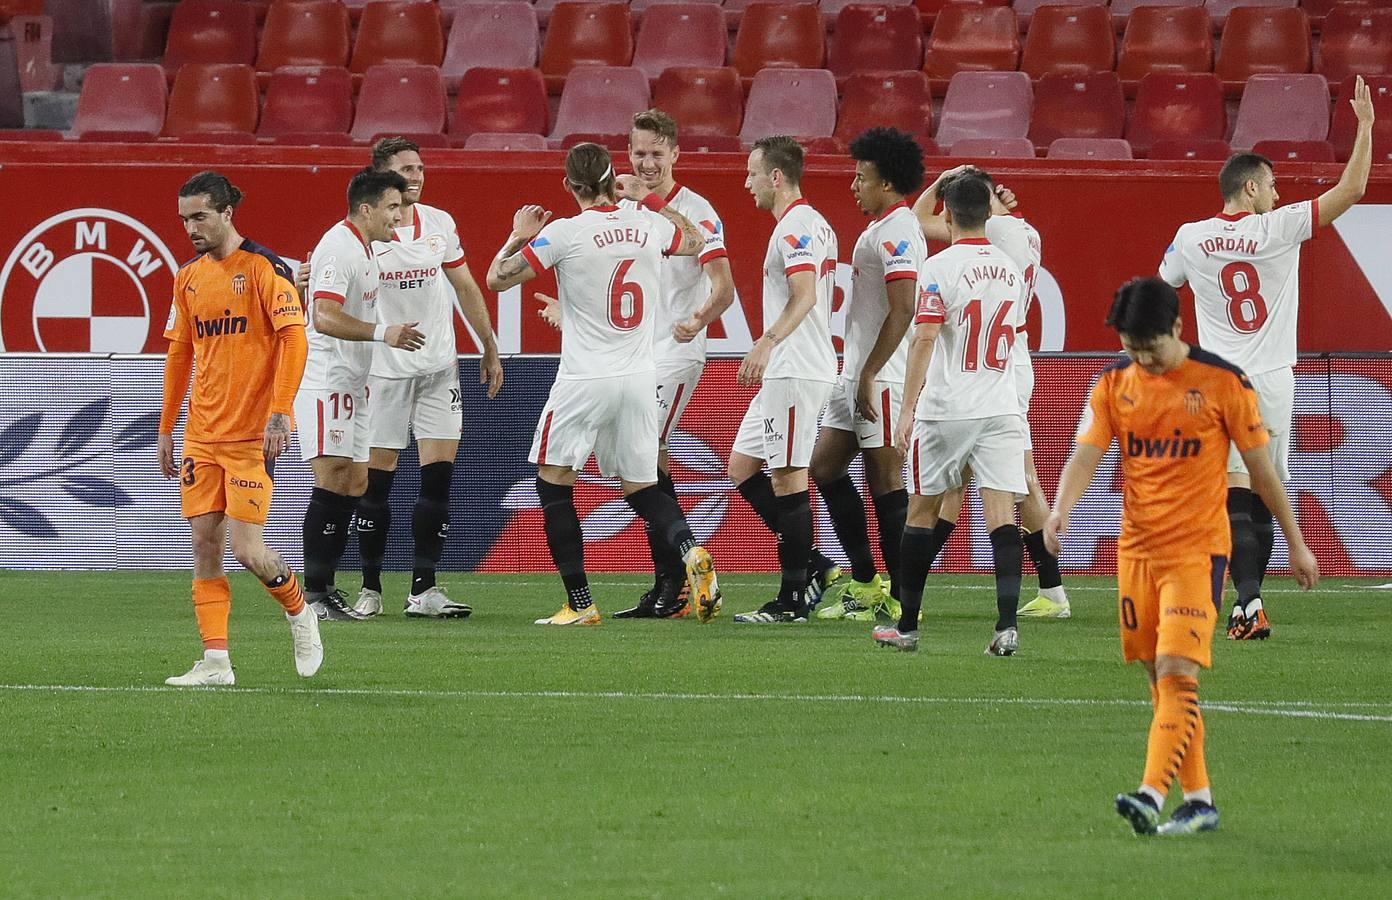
[960,298,1016,372]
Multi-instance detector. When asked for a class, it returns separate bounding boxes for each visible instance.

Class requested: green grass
[1,570,1389,898]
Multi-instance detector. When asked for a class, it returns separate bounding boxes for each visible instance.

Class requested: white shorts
[294,385,370,463]
[529,373,659,482]
[819,375,902,450]
[368,367,463,449]
[909,415,1026,497]
[732,377,833,469]
[1227,366,1293,481]
[656,362,703,447]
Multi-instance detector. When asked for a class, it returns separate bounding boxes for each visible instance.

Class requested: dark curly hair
[848,127,925,196]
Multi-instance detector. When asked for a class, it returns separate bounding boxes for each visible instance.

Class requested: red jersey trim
[1311,197,1320,232]
[442,255,469,269]
[874,200,909,222]
[778,198,809,222]
[343,219,373,257]
[784,262,816,275]
[664,227,684,257]
[589,204,621,213]
[520,243,547,273]
[698,248,729,265]
[884,270,917,283]
[663,183,682,203]
[915,312,945,325]
[1216,211,1252,222]
[313,290,345,304]
[954,237,991,246]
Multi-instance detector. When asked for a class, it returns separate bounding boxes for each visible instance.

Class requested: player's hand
[855,375,878,423]
[672,314,702,343]
[295,260,310,298]
[158,433,177,479]
[737,336,773,386]
[481,348,504,399]
[995,184,1018,211]
[263,412,291,462]
[512,205,552,240]
[1351,75,1375,127]
[893,417,913,457]
[614,174,650,202]
[1043,510,1066,556]
[534,292,561,329]
[1289,541,1320,590]
[385,321,425,350]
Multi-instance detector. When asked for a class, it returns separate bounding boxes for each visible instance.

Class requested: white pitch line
[2,683,1388,722]
[480,579,1383,596]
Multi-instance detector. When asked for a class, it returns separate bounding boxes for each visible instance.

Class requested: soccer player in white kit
[1159,77,1375,640]
[295,168,426,620]
[810,127,925,624]
[875,176,1028,655]
[914,165,1071,620]
[728,136,840,624]
[350,137,505,621]
[485,143,721,625]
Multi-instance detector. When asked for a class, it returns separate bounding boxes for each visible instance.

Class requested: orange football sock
[1177,708,1210,795]
[193,576,232,650]
[1142,674,1201,796]
[265,571,306,616]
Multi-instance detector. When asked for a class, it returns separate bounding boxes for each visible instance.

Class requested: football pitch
[1,570,1388,897]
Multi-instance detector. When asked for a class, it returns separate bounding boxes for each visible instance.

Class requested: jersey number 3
[1219,261,1268,333]
[608,259,644,331]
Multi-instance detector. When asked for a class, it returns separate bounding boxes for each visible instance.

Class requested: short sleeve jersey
[1076,347,1269,560]
[1158,201,1316,375]
[763,199,838,383]
[985,214,1042,404]
[303,220,381,391]
[522,203,680,379]
[913,238,1027,421]
[843,202,926,385]
[371,202,469,379]
[164,240,305,443]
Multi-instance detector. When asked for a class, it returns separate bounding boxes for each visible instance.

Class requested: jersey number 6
[608,258,644,331]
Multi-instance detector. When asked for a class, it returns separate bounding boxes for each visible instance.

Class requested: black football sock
[301,487,342,596]
[990,525,1023,631]
[642,469,685,578]
[897,525,941,632]
[328,491,357,574]
[537,478,591,610]
[776,491,813,606]
[930,518,956,568]
[736,470,781,534]
[1250,494,1276,594]
[873,488,908,599]
[626,484,698,567]
[819,475,875,583]
[356,468,394,594]
[1227,487,1261,608]
[1023,528,1063,590]
[411,461,452,595]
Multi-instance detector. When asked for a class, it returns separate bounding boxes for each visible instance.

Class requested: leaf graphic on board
[0,413,42,467]
[0,497,58,537]
[113,411,161,450]
[502,477,539,510]
[669,431,724,476]
[55,399,109,456]
[579,498,637,542]
[62,475,133,508]
[686,494,728,544]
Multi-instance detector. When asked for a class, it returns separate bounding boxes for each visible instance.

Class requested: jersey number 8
[1219,261,1269,333]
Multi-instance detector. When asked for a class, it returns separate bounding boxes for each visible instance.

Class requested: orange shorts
[1116,553,1228,668]
[180,438,274,525]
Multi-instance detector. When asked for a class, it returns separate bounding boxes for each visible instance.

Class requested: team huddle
[156,78,1376,837]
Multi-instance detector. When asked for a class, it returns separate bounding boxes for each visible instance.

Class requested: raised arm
[1318,75,1375,229]
[615,174,703,257]
[486,205,550,292]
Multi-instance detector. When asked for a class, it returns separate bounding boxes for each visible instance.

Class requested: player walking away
[1045,277,1319,836]
[350,137,505,620]
[1159,77,1374,641]
[159,171,322,685]
[913,165,1071,620]
[295,168,425,621]
[810,127,924,624]
[485,143,722,625]
[728,136,840,624]
[874,177,1028,655]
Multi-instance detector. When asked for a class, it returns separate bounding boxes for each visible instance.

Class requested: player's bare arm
[615,174,704,257]
[856,277,916,423]
[313,299,425,350]
[893,320,940,453]
[158,338,194,478]
[1240,444,1320,589]
[674,256,735,343]
[1317,75,1376,228]
[738,269,816,386]
[486,205,549,291]
[1043,442,1107,555]
[445,264,504,399]
[914,165,973,242]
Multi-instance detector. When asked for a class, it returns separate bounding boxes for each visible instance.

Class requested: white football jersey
[762,199,838,382]
[1159,201,1315,375]
[371,202,467,378]
[913,238,1027,421]
[303,219,381,391]
[522,202,680,379]
[843,202,926,385]
[985,214,1043,410]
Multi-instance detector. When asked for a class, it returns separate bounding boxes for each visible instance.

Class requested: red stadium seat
[350,1,444,73]
[256,0,351,72]
[835,70,934,142]
[1109,0,1202,30]
[1230,73,1330,150]
[1046,137,1134,158]
[1202,0,1296,32]
[821,0,912,27]
[829,5,923,81]
[1300,0,1382,25]
[733,3,826,80]
[162,0,256,76]
[725,0,819,31]
[1020,5,1115,79]
[163,63,258,136]
[462,131,549,150]
[540,2,634,93]
[1251,138,1336,161]
[173,129,259,144]
[739,67,838,144]
[684,133,745,151]
[633,3,727,81]
[948,137,1037,158]
[258,66,352,137]
[1028,71,1124,147]
[534,0,612,28]
[1010,0,1107,31]
[1148,136,1231,158]
[549,65,650,145]
[1117,6,1213,85]
[449,67,548,141]
[70,63,167,139]
[560,131,630,150]
[441,3,539,92]
[1317,6,1392,84]
[350,64,447,142]
[1329,74,1392,162]
[632,0,724,21]
[269,130,358,145]
[1126,71,1225,155]
[1214,6,1310,91]
[653,66,745,137]
[11,15,61,92]
[935,70,1032,146]
[923,5,1019,87]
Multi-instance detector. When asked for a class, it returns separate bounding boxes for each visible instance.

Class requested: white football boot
[287,604,324,677]
[404,585,473,619]
[165,657,235,687]
[354,588,383,617]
